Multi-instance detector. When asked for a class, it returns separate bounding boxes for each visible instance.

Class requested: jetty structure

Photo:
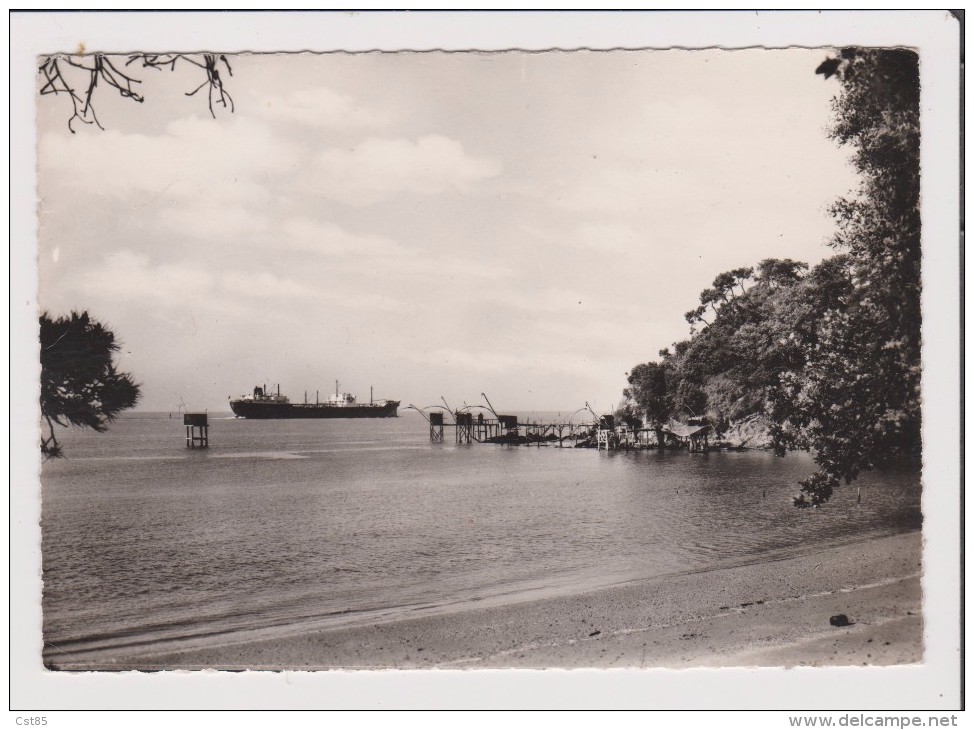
[407,394,596,447]
[406,393,672,451]
[406,395,712,451]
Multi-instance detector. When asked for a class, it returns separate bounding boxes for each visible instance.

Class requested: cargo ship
[229,382,400,419]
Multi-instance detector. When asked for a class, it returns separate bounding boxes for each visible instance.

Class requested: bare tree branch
[38,52,234,132]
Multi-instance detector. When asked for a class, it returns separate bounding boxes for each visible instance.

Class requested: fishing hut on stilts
[662,417,712,451]
[184,413,209,448]
[407,394,602,448]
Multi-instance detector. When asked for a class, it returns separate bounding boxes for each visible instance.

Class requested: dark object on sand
[829,614,851,627]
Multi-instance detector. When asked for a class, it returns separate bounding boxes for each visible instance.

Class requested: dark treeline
[620,49,921,507]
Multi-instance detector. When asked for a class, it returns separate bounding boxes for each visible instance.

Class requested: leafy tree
[756,258,807,288]
[621,53,919,508]
[766,255,855,452]
[623,361,674,444]
[712,267,755,303]
[684,304,710,332]
[779,48,921,506]
[684,260,810,420]
[685,267,756,332]
[728,267,755,295]
[40,311,141,457]
[630,258,812,434]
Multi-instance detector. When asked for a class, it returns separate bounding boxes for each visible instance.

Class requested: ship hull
[229,400,400,419]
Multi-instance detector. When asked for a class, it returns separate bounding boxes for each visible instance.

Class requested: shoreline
[52,530,922,671]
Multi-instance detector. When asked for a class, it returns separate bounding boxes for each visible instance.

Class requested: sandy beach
[60,530,921,671]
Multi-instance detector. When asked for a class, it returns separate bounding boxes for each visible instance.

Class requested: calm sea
[40,412,921,664]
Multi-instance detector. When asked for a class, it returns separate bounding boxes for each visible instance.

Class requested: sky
[36,49,859,414]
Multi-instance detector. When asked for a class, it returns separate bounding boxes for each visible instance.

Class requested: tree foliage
[781,48,922,506]
[622,48,921,507]
[40,311,141,457]
[624,360,673,429]
[626,258,811,430]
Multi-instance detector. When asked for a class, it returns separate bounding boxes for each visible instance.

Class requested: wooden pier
[407,397,715,453]
[406,398,608,448]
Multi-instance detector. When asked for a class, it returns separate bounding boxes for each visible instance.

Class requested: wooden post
[456,412,472,444]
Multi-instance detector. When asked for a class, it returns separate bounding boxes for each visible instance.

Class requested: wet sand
[59,531,922,671]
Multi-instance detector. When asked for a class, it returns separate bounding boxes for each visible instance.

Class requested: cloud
[316,135,502,205]
[409,347,619,380]
[494,286,593,315]
[253,87,391,130]
[520,222,644,253]
[77,251,320,313]
[277,217,513,284]
[221,268,405,312]
[281,217,401,257]
[162,204,271,241]
[375,254,512,282]
[573,222,643,252]
[219,270,316,299]
[317,290,406,313]
[552,166,695,215]
[409,348,524,374]
[39,116,297,206]
[80,251,214,303]
[534,317,656,349]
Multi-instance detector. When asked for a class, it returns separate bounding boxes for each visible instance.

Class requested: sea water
[39,412,921,663]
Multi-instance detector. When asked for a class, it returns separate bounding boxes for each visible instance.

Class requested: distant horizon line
[125,406,608,416]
